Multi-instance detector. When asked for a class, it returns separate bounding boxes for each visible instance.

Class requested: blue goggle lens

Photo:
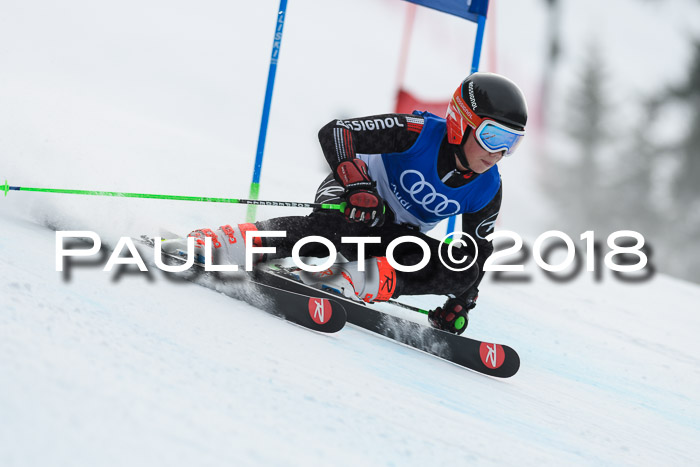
[477,122,524,155]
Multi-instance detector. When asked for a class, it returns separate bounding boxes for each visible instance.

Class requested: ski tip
[2,179,8,197]
[478,341,520,378]
[305,296,347,333]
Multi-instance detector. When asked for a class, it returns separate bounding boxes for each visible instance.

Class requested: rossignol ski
[136,236,346,333]
[140,236,520,377]
[255,265,520,378]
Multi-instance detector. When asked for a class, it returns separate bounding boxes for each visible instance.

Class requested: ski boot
[295,256,397,303]
[160,223,262,267]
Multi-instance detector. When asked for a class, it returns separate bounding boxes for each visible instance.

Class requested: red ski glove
[335,159,385,227]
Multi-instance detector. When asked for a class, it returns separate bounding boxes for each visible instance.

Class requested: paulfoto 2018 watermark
[55,230,653,281]
[473,230,653,283]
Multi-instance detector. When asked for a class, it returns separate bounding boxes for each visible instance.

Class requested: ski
[255,265,521,378]
[138,235,519,376]
[135,236,347,333]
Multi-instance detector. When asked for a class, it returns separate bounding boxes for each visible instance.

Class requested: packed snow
[1,1,699,465]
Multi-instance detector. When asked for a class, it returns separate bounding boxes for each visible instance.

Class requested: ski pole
[1,179,345,212]
[388,299,429,316]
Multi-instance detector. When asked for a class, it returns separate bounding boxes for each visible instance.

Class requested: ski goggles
[473,119,525,156]
[447,90,525,156]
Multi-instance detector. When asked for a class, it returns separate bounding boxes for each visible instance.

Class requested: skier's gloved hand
[343,186,385,227]
[334,159,385,227]
[428,296,475,335]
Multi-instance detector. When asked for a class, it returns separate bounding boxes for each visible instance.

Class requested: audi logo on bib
[399,170,461,217]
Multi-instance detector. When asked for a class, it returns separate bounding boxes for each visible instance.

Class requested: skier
[163,72,528,335]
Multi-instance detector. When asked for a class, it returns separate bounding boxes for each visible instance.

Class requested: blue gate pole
[470,14,487,73]
[445,11,487,236]
[246,0,289,222]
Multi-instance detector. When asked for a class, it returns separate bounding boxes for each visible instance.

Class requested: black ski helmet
[446,72,528,146]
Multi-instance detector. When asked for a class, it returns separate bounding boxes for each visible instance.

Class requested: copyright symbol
[439,231,478,272]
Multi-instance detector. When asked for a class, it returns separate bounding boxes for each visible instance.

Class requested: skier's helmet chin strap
[453,127,471,170]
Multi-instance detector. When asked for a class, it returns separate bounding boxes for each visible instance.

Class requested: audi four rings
[399,170,462,217]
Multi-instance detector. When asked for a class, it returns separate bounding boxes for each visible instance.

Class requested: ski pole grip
[320,202,346,212]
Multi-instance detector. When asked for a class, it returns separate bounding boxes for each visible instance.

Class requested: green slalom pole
[388,299,429,316]
[2,178,431,315]
[1,179,345,212]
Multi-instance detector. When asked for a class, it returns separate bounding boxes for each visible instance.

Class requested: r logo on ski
[479,342,506,369]
[308,298,333,325]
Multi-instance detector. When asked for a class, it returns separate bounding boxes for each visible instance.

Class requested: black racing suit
[257,113,501,301]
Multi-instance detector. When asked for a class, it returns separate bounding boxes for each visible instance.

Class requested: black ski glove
[335,159,385,227]
[428,296,476,335]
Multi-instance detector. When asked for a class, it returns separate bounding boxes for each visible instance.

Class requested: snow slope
[2,0,700,465]
[2,196,699,467]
